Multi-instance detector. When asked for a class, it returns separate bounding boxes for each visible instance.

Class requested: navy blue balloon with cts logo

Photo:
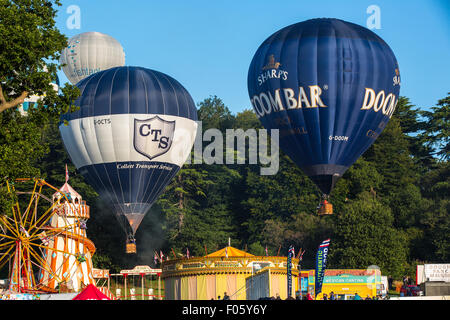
[60,66,198,241]
[248,18,401,195]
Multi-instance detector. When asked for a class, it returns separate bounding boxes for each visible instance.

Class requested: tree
[416,160,450,262]
[331,192,409,278]
[0,109,48,180]
[0,0,78,113]
[0,0,78,224]
[0,108,50,217]
[233,109,262,130]
[421,94,450,161]
[394,97,434,169]
[363,116,417,196]
[240,152,321,246]
[197,95,235,131]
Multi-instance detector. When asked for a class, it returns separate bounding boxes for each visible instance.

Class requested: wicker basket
[126,243,137,254]
[318,201,333,215]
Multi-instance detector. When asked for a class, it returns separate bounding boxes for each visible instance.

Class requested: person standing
[329,291,336,300]
[388,275,393,290]
[402,276,409,286]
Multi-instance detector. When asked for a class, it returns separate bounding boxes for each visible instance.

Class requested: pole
[158,273,161,300]
[124,274,127,300]
[149,274,153,300]
[141,273,144,300]
[251,262,253,300]
[17,241,21,293]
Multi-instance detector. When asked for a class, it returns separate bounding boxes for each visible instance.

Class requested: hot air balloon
[60,32,125,84]
[59,66,198,253]
[247,18,401,215]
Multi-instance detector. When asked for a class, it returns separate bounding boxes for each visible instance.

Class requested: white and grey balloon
[60,31,125,85]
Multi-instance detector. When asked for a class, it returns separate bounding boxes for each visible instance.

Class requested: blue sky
[55,0,450,114]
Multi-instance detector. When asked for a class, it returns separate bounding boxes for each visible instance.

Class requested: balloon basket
[318,200,333,215]
[126,242,137,254]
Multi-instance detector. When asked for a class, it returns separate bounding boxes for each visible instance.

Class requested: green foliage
[0,1,79,220]
[395,97,434,169]
[331,192,408,278]
[420,94,450,161]
[197,95,235,131]
[0,0,79,114]
[248,241,265,256]
[0,109,48,180]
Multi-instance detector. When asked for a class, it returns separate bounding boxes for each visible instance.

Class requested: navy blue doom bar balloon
[248,18,400,195]
[60,66,198,238]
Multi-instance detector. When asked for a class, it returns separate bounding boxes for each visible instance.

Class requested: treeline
[0,94,448,281]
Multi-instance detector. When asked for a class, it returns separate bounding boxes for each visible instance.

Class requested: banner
[424,264,450,282]
[92,268,110,278]
[287,245,294,298]
[315,239,330,298]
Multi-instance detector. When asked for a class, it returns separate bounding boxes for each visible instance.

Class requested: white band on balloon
[59,114,198,168]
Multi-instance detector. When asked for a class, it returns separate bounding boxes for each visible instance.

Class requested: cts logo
[134,116,175,160]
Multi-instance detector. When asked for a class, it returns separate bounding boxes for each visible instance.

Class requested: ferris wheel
[0,178,96,294]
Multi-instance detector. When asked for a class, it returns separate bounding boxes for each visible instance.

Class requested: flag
[186,248,190,259]
[65,164,69,183]
[171,248,177,259]
[315,239,331,298]
[296,248,306,260]
[288,246,295,257]
[265,246,268,256]
[154,252,158,265]
[225,247,228,258]
[287,245,294,298]
[299,249,306,261]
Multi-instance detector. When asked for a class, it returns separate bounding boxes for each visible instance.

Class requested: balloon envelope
[60,32,125,84]
[60,66,198,236]
[248,18,401,195]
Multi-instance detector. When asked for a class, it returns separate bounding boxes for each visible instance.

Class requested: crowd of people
[253,291,390,300]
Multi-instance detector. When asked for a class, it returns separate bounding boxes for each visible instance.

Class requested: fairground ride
[0,178,95,294]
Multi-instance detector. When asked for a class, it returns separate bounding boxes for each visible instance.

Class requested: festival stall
[162,246,299,300]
